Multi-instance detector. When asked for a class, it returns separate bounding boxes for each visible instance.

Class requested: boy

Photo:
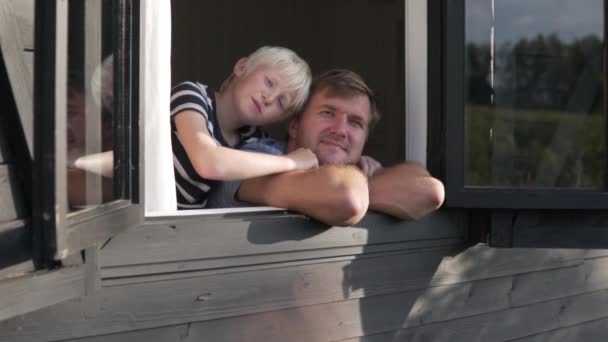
[171,46,316,209]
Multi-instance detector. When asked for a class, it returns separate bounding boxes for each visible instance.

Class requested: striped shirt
[170,81,263,210]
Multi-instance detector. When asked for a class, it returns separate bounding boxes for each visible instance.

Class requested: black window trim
[33,0,143,266]
[441,0,608,209]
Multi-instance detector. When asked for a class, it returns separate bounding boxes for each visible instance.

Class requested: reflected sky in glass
[467,0,603,43]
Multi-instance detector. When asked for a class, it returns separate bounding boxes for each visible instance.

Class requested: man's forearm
[368,162,444,220]
[238,165,369,226]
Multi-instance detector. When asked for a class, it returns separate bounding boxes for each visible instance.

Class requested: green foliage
[466,105,605,188]
[464,34,605,188]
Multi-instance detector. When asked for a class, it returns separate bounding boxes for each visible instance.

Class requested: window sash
[443,0,608,208]
[33,0,142,264]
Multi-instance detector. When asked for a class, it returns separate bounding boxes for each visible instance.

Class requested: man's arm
[368,162,444,220]
[237,165,369,227]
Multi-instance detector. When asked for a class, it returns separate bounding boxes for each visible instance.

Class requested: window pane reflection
[465,0,605,188]
[66,0,115,211]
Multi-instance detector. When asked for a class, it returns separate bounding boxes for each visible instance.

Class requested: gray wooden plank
[0,124,10,163]
[0,266,85,323]
[101,237,463,280]
[58,324,190,342]
[509,316,608,342]
[406,276,513,328]
[0,219,33,278]
[0,249,450,341]
[25,291,424,342]
[334,253,608,331]
[510,256,608,307]
[102,211,463,270]
[10,0,33,50]
[0,165,25,222]
[429,244,584,285]
[366,289,608,342]
[513,211,608,249]
[584,249,608,259]
[0,0,34,156]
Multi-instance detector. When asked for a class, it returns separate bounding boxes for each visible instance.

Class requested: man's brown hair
[300,69,381,129]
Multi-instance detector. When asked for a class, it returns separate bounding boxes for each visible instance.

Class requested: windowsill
[145,206,288,219]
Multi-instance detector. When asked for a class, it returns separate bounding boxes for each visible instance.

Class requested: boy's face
[231,59,295,126]
[288,89,370,165]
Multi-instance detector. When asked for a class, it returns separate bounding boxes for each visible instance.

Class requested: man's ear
[288,116,299,140]
[234,57,248,76]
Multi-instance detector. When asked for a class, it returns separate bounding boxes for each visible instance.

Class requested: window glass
[465,0,605,188]
[66,0,116,211]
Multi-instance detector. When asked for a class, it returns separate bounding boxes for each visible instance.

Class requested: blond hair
[221,46,311,116]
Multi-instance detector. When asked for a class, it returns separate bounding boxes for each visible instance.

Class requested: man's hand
[368,162,444,220]
[358,155,383,177]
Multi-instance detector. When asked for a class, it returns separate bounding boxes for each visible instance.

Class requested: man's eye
[265,77,273,87]
[350,120,364,129]
[320,111,333,117]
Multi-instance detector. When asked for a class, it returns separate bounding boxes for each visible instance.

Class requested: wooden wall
[0,0,34,280]
[5,213,608,341]
[0,211,467,342]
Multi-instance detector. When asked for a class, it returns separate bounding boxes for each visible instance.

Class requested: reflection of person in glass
[67,56,114,208]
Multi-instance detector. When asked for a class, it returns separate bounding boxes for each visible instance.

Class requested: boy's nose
[263,90,279,104]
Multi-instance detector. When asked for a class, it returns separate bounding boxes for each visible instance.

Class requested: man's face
[288,89,371,165]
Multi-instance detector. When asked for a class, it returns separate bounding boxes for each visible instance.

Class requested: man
[207,69,444,226]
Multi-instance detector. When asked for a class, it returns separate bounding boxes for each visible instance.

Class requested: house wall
[0,0,34,280]
[5,214,608,342]
[4,1,608,341]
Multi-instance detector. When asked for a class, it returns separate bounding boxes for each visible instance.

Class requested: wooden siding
[0,0,33,280]
[7,223,608,342]
[0,211,466,342]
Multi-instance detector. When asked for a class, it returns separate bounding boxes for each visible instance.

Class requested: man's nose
[329,114,348,136]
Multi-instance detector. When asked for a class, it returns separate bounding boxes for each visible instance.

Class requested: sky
[466,0,604,43]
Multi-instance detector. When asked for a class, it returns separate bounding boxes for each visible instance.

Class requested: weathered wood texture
[513,211,608,249]
[511,316,608,342]
[8,241,608,342]
[0,166,25,222]
[0,0,34,156]
[0,220,33,278]
[0,242,458,341]
[0,266,84,323]
[101,211,463,280]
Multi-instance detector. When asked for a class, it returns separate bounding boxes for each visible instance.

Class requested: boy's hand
[358,155,383,177]
[287,148,319,170]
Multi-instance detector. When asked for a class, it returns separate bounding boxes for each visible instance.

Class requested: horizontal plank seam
[100,245,457,285]
[503,315,608,342]
[405,287,608,330]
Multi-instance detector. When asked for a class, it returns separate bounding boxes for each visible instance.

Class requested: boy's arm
[368,162,445,220]
[174,111,318,181]
[237,165,370,227]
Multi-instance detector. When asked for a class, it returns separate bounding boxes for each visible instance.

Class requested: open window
[33,0,142,264]
[162,0,408,217]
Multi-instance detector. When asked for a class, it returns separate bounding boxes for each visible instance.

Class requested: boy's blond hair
[220,46,311,116]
